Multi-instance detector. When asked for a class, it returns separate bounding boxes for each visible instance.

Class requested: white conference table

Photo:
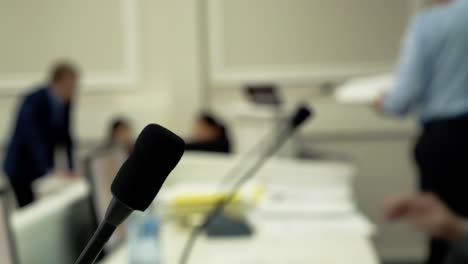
[102,218,378,264]
[9,153,378,264]
[102,153,379,264]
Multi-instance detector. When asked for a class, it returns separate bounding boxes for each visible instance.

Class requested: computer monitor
[245,84,282,106]
[0,186,18,264]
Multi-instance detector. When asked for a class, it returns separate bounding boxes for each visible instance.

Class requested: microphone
[75,124,185,264]
[179,104,313,264]
[218,104,312,188]
[290,105,312,129]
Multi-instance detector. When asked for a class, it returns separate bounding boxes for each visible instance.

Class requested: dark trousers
[9,180,35,208]
[414,117,468,264]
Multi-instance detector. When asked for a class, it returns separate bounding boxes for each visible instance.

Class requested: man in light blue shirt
[377,1,468,263]
[382,0,468,122]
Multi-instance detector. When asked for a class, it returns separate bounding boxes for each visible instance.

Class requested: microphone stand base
[205,214,254,237]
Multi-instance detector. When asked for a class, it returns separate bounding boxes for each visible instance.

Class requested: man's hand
[382,193,466,241]
[373,91,387,113]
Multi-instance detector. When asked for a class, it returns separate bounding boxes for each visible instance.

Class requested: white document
[256,185,354,216]
[250,213,375,237]
[335,74,394,104]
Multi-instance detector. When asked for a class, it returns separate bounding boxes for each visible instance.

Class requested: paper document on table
[335,74,394,104]
[257,184,354,215]
[209,252,258,264]
[252,213,375,236]
[255,199,355,216]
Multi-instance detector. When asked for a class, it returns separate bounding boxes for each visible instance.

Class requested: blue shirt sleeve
[383,16,429,116]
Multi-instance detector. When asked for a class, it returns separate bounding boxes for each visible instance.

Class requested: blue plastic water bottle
[128,209,161,264]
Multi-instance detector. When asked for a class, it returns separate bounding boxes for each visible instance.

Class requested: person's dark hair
[186,111,231,153]
[49,61,79,82]
[110,118,130,140]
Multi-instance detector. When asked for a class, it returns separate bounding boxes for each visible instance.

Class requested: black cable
[179,125,292,264]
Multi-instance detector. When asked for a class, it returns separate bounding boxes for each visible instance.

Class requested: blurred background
[2,0,465,264]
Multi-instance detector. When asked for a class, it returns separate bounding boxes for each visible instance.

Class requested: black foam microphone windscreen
[290,105,313,129]
[111,124,186,211]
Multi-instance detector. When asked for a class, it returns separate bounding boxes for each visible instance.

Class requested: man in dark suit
[3,62,79,207]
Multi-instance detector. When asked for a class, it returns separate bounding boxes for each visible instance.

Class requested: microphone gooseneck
[75,124,185,264]
[75,199,130,264]
[179,105,313,264]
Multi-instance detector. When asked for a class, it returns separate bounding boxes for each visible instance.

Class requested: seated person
[186,112,231,153]
[105,118,134,155]
[383,193,468,264]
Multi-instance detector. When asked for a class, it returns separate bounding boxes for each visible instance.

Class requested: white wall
[0,0,203,144]
[207,0,415,87]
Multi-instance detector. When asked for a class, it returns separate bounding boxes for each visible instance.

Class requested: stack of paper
[334,74,394,104]
[254,185,354,216]
[249,177,374,236]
